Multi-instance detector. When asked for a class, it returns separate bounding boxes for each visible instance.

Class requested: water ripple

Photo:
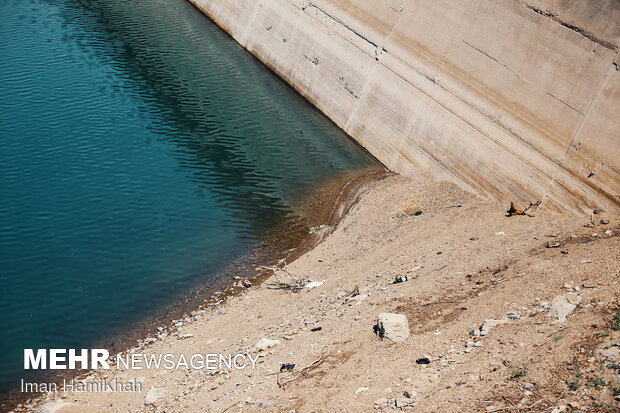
[0,0,375,389]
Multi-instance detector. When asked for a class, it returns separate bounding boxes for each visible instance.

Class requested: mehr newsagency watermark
[20,349,259,393]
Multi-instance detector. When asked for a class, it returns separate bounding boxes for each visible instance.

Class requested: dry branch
[261,260,307,293]
[276,356,324,388]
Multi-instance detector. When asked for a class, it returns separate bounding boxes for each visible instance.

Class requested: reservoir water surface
[0,0,375,390]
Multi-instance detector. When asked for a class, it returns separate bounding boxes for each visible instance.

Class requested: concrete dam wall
[188,0,620,214]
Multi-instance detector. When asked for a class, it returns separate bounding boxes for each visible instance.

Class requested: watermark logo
[21,348,259,393]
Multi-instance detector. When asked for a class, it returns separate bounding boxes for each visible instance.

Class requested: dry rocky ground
[21,175,620,412]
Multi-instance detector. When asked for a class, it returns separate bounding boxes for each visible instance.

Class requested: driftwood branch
[261,260,307,293]
[276,356,324,387]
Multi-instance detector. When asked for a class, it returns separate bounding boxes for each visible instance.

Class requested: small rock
[565,292,581,305]
[597,340,620,369]
[580,259,592,264]
[254,338,281,352]
[37,401,72,413]
[355,387,369,394]
[506,311,519,320]
[480,319,508,335]
[395,398,415,408]
[259,400,278,408]
[523,383,534,389]
[375,313,409,342]
[415,357,430,364]
[348,294,368,304]
[548,295,578,322]
[403,387,417,399]
[145,387,166,404]
[374,398,388,405]
[279,363,295,372]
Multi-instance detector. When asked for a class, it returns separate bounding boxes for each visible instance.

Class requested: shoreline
[6,174,620,412]
[0,166,386,412]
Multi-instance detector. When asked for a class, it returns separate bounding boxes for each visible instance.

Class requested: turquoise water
[0,0,375,390]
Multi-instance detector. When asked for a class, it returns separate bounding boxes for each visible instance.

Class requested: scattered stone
[38,401,72,413]
[415,357,430,365]
[177,333,193,340]
[597,340,620,369]
[506,311,519,320]
[547,295,579,322]
[546,241,560,248]
[580,259,592,264]
[347,294,368,305]
[523,383,534,389]
[565,292,581,305]
[258,400,279,408]
[375,313,410,342]
[355,386,369,394]
[480,319,508,336]
[254,338,281,352]
[374,397,389,405]
[395,398,415,408]
[145,387,166,404]
[310,326,322,332]
[403,387,417,399]
[279,363,295,372]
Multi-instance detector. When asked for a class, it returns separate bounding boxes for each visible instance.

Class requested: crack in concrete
[517,0,617,51]
[462,40,520,77]
[306,2,378,48]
